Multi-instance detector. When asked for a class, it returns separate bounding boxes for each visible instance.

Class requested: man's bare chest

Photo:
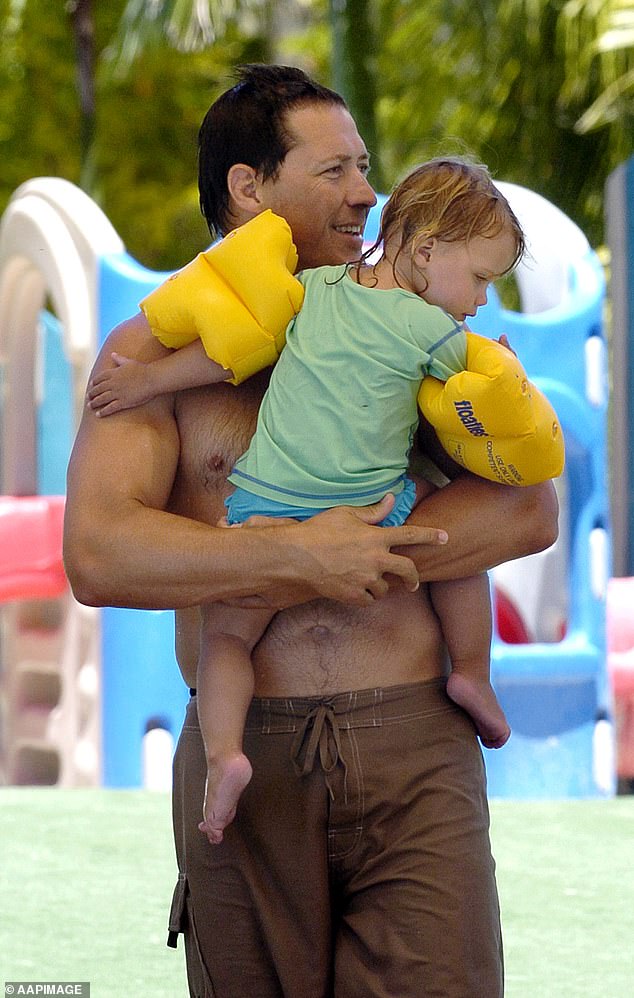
[169,375,269,521]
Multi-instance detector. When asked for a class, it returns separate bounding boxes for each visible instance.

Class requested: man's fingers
[217,505,450,610]
[381,553,420,592]
[381,524,448,548]
[241,514,300,528]
[347,493,395,525]
[225,594,274,609]
[362,577,390,602]
[380,527,449,593]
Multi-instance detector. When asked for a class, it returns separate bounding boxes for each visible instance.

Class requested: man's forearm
[400,475,559,582]
[64,502,266,609]
[63,495,448,611]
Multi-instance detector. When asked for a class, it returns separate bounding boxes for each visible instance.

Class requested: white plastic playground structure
[0,179,124,786]
[491,182,607,645]
[0,178,124,446]
[0,175,612,795]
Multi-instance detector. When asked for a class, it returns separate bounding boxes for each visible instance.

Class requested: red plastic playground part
[0,495,67,603]
[0,493,531,640]
[494,586,531,644]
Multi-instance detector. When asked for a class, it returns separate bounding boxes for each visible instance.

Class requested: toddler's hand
[86,352,156,416]
[497,334,517,356]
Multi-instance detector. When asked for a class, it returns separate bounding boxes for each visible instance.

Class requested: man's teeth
[335,225,363,234]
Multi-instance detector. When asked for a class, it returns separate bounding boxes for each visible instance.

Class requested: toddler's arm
[86,338,233,416]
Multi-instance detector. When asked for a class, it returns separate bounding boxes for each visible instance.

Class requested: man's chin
[332,232,364,263]
[299,234,364,269]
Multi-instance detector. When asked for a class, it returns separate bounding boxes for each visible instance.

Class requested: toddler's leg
[430,575,510,749]
[197,602,274,843]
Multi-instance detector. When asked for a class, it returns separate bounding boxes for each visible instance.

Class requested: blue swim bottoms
[224,477,417,528]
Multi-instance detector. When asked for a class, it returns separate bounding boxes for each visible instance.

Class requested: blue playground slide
[0,178,612,795]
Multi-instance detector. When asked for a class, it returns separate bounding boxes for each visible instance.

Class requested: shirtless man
[64,65,558,997]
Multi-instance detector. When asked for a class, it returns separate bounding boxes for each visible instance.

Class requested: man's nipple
[307,625,332,641]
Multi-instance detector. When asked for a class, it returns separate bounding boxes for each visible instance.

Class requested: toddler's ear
[413,237,436,265]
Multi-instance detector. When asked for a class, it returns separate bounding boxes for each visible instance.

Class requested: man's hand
[229,494,448,609]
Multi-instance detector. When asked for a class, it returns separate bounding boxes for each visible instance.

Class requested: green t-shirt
[229,265,467,508]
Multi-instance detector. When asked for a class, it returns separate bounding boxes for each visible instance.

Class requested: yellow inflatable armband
[418,332,565,486]
[140,210,305,385]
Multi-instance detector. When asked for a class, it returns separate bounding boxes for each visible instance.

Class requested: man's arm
[399,473,558,581]
[392,412,559,581]
[63,313,447,611]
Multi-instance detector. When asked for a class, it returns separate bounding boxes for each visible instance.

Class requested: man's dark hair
[198,64,346,238]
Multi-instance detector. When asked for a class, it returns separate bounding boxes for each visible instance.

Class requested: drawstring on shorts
[290,702,349,803]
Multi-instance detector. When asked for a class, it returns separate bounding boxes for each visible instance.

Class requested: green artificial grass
[1,789,633,997]
[490,799,634,997]
[0,790,186,997]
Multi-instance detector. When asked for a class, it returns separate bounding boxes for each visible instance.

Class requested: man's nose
[348,170,377,208]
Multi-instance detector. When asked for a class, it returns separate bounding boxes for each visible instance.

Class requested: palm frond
[559,0,634,128]
[106,0,265,75]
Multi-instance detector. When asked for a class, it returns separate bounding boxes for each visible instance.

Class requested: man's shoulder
[103,310,167,360]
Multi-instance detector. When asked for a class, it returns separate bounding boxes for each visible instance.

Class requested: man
[64,65,558,996]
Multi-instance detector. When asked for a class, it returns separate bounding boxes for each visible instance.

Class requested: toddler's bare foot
[198,753,253,844]
[447,672,511,749]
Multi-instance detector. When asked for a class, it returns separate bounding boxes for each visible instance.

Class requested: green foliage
[376,0,633,246]
[94,10,274,267]
[0,0,83,203]
[381,0,634,244]
[271,0,633,246]
[92,44,240,269]
[329,0,385,190]
[0,0,269,269]
[110,0,268,70]
[1,0,632,266]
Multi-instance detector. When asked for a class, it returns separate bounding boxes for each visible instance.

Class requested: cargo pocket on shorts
[167,871,188,948]
[167,872,216,998]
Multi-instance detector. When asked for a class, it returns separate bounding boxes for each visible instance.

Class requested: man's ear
[227,163,263,214]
